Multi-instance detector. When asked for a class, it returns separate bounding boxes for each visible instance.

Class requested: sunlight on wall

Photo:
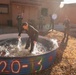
[60,0,76,8]
[64,0,76,4]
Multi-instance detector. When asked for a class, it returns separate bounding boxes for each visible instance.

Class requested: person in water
[18,22,39,53]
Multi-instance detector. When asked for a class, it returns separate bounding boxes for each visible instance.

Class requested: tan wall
[38,0,61,25]
[58,4,76,24]
[0,0,10,4]
[12,3,39,26]
[40,1,76,25]
[0,0,62,26]
[0,0,10,26]
[1,0,76,27]
[8,0,61,26]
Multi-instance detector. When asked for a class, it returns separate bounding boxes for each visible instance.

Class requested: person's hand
[18,36,21,42]
[33,41,37,44]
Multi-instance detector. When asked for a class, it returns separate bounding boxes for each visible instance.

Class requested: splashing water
[32,43,47,55]
[32,43,38,55]
[0,38,58,57]
[49,39,59,51]
[17,39,22,51]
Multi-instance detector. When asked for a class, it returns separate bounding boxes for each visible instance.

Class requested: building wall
[0,0,61,26]
[41,0,60,24]
[0,0,10,26]
[1,0,76,27]
[11,3,39,26]
[0,0,41,26]
[58,4,76,24]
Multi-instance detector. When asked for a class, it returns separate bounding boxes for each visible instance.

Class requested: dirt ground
[31,30,76,75]
[46,30,76,75]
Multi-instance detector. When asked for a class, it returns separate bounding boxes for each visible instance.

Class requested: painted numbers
[11,60,21,73]
[0,61,7,72]
[0,55,53,74]
[35,58,43,72]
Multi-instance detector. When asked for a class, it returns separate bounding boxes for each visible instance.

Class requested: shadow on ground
[26,32,69,75]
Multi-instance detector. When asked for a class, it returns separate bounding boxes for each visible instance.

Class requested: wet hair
[22,22,28,26]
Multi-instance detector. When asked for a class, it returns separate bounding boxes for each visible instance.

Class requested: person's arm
[18,26,23,40]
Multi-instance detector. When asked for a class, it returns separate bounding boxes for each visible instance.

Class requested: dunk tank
[0,33,58,74]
